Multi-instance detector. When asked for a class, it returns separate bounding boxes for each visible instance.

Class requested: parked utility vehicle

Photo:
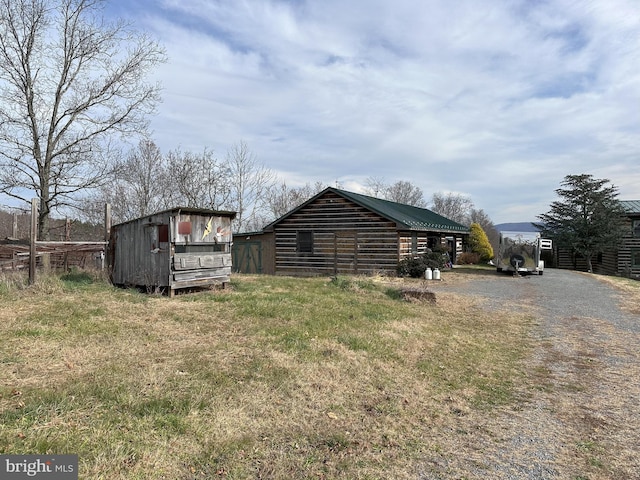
[496,231,552,275]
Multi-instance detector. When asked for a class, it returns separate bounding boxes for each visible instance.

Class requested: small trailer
[108,207,236,296]
[496,231,552,275]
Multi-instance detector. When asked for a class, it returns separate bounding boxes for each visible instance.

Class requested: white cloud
[124,0,640,223]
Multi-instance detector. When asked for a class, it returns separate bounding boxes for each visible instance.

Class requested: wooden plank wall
[398,234,429,257]
[110,212,171,287]
[617,217,640,277]
[555,217,640,277]
[555,247,617,274]
[233,232,275,274]
[273,192,399,275]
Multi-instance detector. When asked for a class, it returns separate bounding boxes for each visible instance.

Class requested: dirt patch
[418,270,640,479]
[399,286,437,303]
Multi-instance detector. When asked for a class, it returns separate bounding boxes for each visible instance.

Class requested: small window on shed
[632,219,640,237]
[297,231,314,254]
[159,224,169,243]
[632,249,640,268]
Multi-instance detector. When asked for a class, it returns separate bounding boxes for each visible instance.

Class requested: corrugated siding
[274,192,399,275]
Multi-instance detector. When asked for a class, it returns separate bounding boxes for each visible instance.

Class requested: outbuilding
[554,200,640,278]
[109,207,235,295]
[233,187,469,276]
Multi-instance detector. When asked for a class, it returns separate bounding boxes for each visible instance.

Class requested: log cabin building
[233,187,469,276]
[553,200,640,278]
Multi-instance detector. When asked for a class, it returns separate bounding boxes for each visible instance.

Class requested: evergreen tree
[536,174,626,273]
[468,222,494,262]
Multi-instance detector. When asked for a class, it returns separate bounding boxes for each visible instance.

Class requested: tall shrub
[468,222,494,262]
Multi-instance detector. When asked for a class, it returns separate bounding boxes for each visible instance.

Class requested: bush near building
[468,222,494,262]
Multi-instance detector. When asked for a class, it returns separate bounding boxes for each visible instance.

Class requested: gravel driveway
[421,268,640,479]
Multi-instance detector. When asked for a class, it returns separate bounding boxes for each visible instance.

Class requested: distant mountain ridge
[494,222,540,232]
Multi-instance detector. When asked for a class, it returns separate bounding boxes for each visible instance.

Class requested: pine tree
[536,174,626,273]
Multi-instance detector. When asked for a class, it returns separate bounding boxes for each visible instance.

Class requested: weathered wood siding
[398,234,460,260]
[398,233,430,257]
[555,216,640,277]
[110,211,171,287]
[233,231,275,274]
[273,192,399,275]
[617,216,640,278]
[109,209,234,294]
[555,246,617,275]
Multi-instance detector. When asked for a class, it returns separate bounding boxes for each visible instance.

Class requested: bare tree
[163,148,230,210]
[363,176,388,198]
[265,181,325,220]
[363,177,426,207]
[430,192,474,225]
[469,207,499,250]
[385,180,426,207]
[88,139,165,223]
[226,141,276,232]
[0,0,165,238]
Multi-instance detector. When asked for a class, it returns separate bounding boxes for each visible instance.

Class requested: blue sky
[110,0,639,223]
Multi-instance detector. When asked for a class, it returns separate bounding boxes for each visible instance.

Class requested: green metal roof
[263,187,470,233]
[620,200,640,214]
[330,188,469,232]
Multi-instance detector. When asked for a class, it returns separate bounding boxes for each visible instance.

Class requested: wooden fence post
[29,198,37,285]
[12,213,18,270]
[103,204,111,270]
[64,218,71,271]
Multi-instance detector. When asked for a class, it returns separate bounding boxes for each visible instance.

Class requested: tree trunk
[586,255,593,273]
[38,183,50,241]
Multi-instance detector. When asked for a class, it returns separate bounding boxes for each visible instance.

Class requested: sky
[86,0,640,223]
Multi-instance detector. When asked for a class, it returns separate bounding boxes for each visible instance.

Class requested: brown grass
[593,274,640,315]
[0,271,531,479]
[4,269,636,479]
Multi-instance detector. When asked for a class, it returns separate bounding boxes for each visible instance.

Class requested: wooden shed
[108,207,236,295]
[234,187,468,276]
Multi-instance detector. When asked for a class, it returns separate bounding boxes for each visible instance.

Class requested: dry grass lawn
[2,269,638,479]
[0,271,532,479]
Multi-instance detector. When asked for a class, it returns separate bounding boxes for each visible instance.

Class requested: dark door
[233,241,263,274]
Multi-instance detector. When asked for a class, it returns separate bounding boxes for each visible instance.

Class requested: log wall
[273,192,400,275]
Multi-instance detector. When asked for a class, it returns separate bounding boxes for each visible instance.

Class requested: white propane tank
[433,268,441,281]
[425,268,432,280]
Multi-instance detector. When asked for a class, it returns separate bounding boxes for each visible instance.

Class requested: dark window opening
[632,249,640,268]
[297,231,314,253]
[159,224,169,243]
[175,244,227,253]
[633,220,640,237]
